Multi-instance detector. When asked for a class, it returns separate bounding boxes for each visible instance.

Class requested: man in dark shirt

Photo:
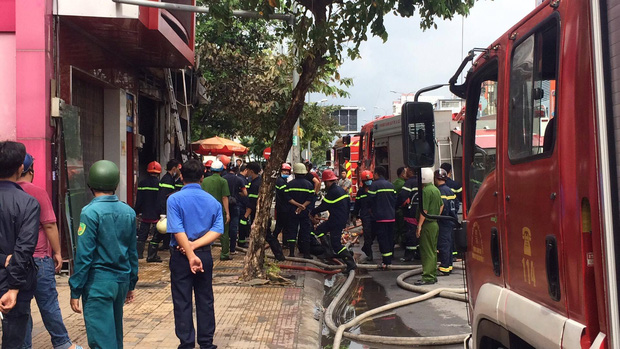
[355,170,374,261]
[396,167,420,262]
[149,159,181,262]
[0,141,40,348]
[368,166,397,267]
[222,165,247,254]
[284,163,314,258]
[273,163,291,241]
[311,170,356,272]
[239,162,262,248]
[440,163,462,207]
[134,161,161,259]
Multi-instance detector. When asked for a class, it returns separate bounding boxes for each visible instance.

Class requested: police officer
[284,163,315,258]
[396,167,420,262]
[134,161,161,259]
[414,167,443,285]
[201,160,231,260]
[435,168,458,275]
[69,160,138,349]
[150,159,181,262]
[355,170,374,261]
[368,166,397,268]
[239,162,261,248]
[311,170,356,272]
[273,163,291,240]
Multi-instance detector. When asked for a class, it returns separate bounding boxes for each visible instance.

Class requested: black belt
[170,245,212,253]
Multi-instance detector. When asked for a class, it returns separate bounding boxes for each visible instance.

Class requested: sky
[310,0,538,129]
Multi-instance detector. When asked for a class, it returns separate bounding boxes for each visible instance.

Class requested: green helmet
[88,160,120,191]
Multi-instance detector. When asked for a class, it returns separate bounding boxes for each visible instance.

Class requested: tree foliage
[197,0,476,280]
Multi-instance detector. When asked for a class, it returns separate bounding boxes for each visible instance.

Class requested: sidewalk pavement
[27,246,324,349]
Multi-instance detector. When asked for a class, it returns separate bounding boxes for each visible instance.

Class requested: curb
[296,271,325,349]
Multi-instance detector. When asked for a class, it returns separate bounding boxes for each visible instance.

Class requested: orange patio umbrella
[191,136,248,156]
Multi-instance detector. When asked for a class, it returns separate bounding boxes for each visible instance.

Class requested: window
[464,63,498,207]
[508,19,558,161]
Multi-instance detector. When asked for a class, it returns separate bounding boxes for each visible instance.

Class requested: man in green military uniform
[415,167,443,285]
[201,159,231,260]
[69,160,139,349]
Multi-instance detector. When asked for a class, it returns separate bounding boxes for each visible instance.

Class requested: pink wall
[0,33,16,141]
[15,0,54,195]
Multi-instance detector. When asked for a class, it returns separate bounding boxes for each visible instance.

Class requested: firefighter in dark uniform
[284,163,315,258]
[368,166,397,267]
[440,163,462,207]
[134,161,161,259]
[311,170,356,272]
[435,168,458,275]
[355,170,375,262]
[239,162,261,248]
[149,159,181,262]
[273,163,291,240]
[396,167,420,262]
[236,165,250,247]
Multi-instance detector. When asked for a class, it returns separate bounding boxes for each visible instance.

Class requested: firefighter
[284,163,315,258]
[355,170,374,261]
[435,168,458,275]
[393,167,408,246]
[368,166,397,268]
[273,163,291,240]
[69,160,138,349]
[200,160,232,260]
[239,162,261,248]
[236,164,250,248]
[311,170,356,272]
[134,161,161,259]
[440,163,462,206]
[396,167,420,262]
[414,167,443,285]
[223,164,247,254]
[204,160,213,178]
[150,159,181,262]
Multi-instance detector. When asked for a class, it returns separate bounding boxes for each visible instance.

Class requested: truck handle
[491,228,501,276]
[545,235,561,301]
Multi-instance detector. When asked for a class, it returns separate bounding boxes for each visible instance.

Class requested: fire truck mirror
[342,147,351,159]
[401,101,435,168]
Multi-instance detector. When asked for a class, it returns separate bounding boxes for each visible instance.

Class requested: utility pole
[289,69,301,164]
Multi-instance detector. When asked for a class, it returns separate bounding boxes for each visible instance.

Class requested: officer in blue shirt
[166,159,224,349]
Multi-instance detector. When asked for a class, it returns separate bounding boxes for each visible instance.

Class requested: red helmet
[321,170,338,182]
[205,160,213,168]
[147,161,162,174]
[360,170,373,181]
[281,163,292,171]
[219,155,231,167]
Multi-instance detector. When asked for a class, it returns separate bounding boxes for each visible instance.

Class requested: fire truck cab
[403,0,620,347]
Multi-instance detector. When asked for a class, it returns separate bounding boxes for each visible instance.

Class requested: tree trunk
[240,52,326,281]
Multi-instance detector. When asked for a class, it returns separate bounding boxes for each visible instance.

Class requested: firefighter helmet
[421,167,434,184]
[434,168,448,181]
[156,216,167,234]
[211,160,224,172]
[147,161,162,174]
[293,163,307,175]
[88,160,120,191]
[360,170,373,181]
[219,155,231,167]
[281,163,292,171]
[205,160,213,168]
[321,170,338,182]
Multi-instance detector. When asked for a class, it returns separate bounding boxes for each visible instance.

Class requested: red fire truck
[402,0,620,347]
[333,135,360,197]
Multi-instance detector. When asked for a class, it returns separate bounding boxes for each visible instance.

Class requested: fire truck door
[502,16,564,313]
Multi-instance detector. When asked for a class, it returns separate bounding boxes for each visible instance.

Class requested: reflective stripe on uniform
[439,266,452,272]
[441,195,457,200]
[381,252,393,257]
[175,184,183,188]
[315,233,325,238]
[368,189,396,194]
[358,194,368,199]
[248,194,259,198]
[275,185,286,190]
[159,183,175,189]
[451,187,463,193]
[323,194,349,204]
[405,246,417,250]
[337,246,347,254]
[287,239,297,242]
[401,186,418,192]
[240,219,248,225]
[137,187,158,191]
[284,188,314,193]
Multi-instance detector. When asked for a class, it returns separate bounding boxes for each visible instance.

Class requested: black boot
[361,243,373,261]
[288,242,296,257]
[266,234,286,261]
[319,235,335,258]
[400,249,414,262]
[338,249,357,273]
[147,243,162,263]
[137,241,146,260]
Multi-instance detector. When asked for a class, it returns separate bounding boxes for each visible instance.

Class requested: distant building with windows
[331,107,360,134]
[391,94,465,115]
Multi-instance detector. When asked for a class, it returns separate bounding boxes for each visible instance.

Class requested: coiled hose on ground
[216,243,471,346]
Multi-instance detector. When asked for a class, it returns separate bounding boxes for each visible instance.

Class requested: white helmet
[211,160,224,172]
[421,167,434,184]
[156,215,168,234]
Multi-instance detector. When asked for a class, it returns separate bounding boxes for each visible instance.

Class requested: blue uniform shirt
[166,183,224,247]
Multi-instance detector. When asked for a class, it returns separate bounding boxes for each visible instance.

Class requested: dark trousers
[438,222,455,273]
[170,248,216,349]
[315,223,345,255]
[238,215,251,245]
[273,210,289,240]
[403,220,419,252]
[228,205,240,252]
[287,213,312,252]
[137,221,155,242]
[2,300,31,349]
[373,222,395,264]
[361,218,374,253]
